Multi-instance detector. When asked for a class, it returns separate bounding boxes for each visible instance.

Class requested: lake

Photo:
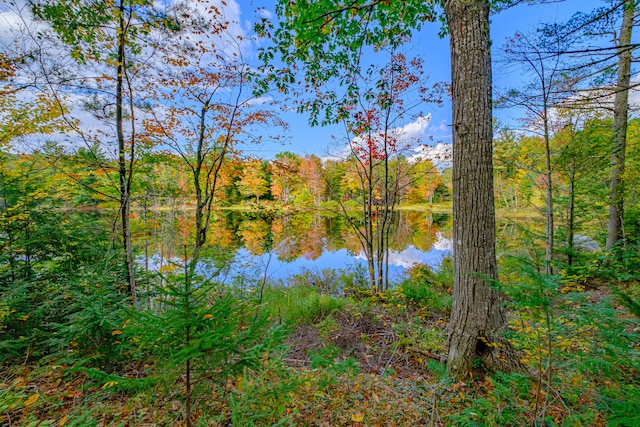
[135,209,453,284]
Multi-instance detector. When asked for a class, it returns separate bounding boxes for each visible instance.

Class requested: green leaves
[31,0,166,63]
[262,0,437,125]
[32,0,110,63]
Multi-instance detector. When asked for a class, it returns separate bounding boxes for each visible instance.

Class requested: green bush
[399,263,452,314]
[123,270,286,426]
[228,362,299,427]
[494,258,640,426]
[48,277,130,370]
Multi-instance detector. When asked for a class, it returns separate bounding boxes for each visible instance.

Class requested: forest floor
[2,266,639,426]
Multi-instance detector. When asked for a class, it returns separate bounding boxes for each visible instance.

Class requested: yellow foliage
[23,393,39,406]
[351,411,364,422]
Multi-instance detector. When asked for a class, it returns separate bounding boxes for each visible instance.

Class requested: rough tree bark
[606,0,634,251]
[443,0,521,380]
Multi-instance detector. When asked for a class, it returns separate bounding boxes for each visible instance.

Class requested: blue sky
[232,0,605,159]
[0,0,614,157]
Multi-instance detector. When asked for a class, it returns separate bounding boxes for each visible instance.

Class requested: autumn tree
[499,28,577,274]
[266,0,521,379]
[31,0,178,301]
[0,2,67,148]
[269,152,302,205]
[145,8,282,264]
[318,53,433,292]
[298,154,326,207]
[142,14,285,421]
[406,159,442,205]
[238,158,269,203]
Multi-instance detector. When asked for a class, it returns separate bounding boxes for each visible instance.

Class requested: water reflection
[135,210,453,283]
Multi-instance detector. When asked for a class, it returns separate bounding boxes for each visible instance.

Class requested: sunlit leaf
[102,381,118,389]
[24,394,39,406]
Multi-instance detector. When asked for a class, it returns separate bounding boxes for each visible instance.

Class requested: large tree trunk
[443,0,520,380]
[606,0,634,251]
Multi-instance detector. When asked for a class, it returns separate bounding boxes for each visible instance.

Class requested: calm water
[232,234,452,282]
[136,209,453,283]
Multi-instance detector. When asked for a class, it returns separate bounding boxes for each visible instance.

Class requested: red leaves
[340,53,436,165]
[348,107,399,163]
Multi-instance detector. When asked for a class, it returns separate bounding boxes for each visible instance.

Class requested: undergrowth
[2,254,640,426]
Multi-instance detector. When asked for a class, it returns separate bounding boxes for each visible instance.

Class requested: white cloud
[529,76,640,133]
[322,114,432,162]
[256,7,273,19]
[386,246,428,269]
[354,246,424,269]
[436,120,448,132]
[393,114,431,143]
[627,76,640,111]
[433,232,453,251]
[0,2,35,45]
[408,142,452,170]
[245,95,273,106]
[2,0,264,151]
[322,144,352,163]
[164,0,257,64]
[354,241,451,269]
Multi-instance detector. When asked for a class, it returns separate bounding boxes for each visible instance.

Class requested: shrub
[123,269,286,426]
[400,263,452,314]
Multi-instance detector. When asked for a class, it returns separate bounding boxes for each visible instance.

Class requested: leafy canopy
[259,0,437,126]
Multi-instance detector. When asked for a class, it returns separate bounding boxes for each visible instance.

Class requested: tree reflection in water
[135,209,453,284]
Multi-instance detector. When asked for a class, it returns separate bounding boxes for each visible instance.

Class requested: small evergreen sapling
[130,253,284,426]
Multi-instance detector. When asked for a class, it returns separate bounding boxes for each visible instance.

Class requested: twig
[383,343,399,372]
[429,386,441,427]
[409,348,447,364]
[283,358,311,366]
[23,344,31,366]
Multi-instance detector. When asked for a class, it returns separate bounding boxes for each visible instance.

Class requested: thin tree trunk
[366,149,377,291]
[0,175,15,283]
[443,0,521,380]
[184,246,193,427]
[25,217,32,279]
[143,195,149,306]
[543,108,554,275]
[606,0,634,250]
[116,0,136,302]
[567,160,576,267]
[192,104,208,265]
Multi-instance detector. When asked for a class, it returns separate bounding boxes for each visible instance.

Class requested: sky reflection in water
[141,211,453,285]
[232,232,452,283]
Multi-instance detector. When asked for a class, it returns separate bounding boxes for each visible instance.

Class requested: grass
[2,257,640,426]
[396,202,453,214]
